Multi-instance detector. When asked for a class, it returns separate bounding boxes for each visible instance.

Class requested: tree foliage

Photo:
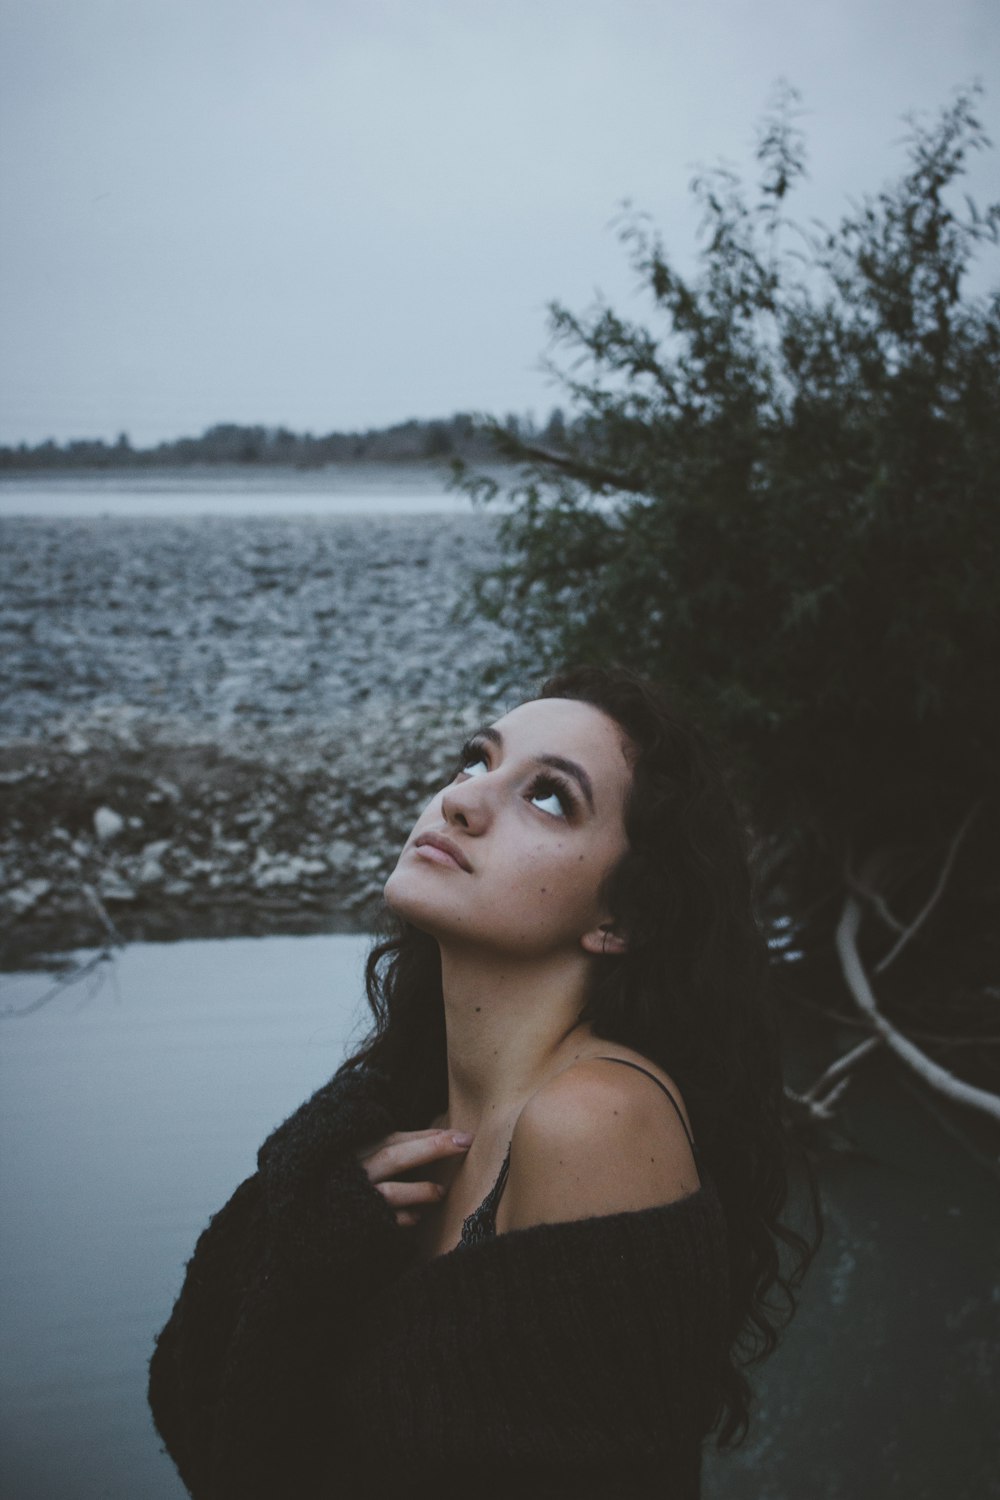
[460,85,1000,1118]
[0,412,515,470]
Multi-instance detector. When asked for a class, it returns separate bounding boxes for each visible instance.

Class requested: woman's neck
[435,943,595,1137]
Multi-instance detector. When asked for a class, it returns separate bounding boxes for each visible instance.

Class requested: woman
[148,665,818,1499]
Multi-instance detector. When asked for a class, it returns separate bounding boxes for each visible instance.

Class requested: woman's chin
[382,869,404,914]
[383,867,436,927]
[386,872,477,948]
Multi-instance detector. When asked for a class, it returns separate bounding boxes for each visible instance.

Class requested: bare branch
[836,893,1000,1124]
[803,1035,882,1104]
[784,1073,852,1123]
[874,803,981,974]
[81,882,125,949]
[1,879,125,1021]
[0,951,113,1021]
[845,855,905,934]
[783,1084,839,1125]
[905,1028,1000,1049]
[783,1035,882,1126]
[511,442,650,497]
[781,986,872,1031]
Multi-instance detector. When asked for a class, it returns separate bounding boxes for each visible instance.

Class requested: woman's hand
[356,1128,474,1228]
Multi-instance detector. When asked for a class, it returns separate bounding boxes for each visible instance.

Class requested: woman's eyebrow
[471,724,503,749]
[538,754,596,814]
[471,725,596,813]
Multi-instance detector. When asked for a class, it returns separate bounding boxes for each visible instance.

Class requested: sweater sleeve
[147,1066,410,1500]
[341,1187,731,1499]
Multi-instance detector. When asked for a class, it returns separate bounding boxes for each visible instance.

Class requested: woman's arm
[148,1068,409,1500]
[343,1189,731,1499]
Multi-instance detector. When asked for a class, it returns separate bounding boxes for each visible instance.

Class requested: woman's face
[384,697,633,958]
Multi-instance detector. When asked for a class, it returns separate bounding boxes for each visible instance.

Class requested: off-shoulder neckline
[408,1168,722,1274]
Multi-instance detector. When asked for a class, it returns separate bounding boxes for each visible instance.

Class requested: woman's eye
[530,784,569,819]
[460,756,488,778]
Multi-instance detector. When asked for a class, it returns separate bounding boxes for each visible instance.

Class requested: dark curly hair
[336,663,821,1447]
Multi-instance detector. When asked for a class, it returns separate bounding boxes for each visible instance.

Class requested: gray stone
[4,879,52,916]
[98,872,136,903]
[93,806,125,842]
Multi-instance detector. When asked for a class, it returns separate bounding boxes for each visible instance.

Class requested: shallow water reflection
[1,934,997,1498]
[0,934,371,1500]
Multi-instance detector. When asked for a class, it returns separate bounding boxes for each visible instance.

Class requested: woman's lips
[413,832,472,871]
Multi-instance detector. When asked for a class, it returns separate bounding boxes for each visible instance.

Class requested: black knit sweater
[148,1066,731,1499]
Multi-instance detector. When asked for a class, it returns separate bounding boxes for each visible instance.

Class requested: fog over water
[0,465,485,518]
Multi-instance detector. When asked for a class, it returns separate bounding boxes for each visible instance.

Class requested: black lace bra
[456,1056,700,1249]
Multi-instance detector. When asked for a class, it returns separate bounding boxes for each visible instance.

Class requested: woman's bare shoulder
[497,1051,700,1235]
[548,1045,695,1140]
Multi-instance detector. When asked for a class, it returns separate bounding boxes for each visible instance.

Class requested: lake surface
[1,935,998,1499]
[0,935,372,1500]
[0,505,510,743]
[0,465,511,518]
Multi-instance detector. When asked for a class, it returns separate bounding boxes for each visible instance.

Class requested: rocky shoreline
[0,509,517,967]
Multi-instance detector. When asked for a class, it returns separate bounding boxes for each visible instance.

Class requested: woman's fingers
[358,1129,474,1184]
[373,1179,446,1209]
[354,1126,443,1157]
[355,1128,475,1228]
[368,1127,447,1147]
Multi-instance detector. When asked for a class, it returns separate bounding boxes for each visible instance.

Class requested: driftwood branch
[836,893,1000,1124]
[874,804,981,974]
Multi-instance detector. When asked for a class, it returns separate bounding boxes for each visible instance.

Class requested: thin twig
[904,1029,1000,1049]
[0,951,112,1021]
[836,893,1000,1124]
[784,1035,882,1125]
[81,882,125,949]
[802,1035,882,1103]
[845,855,905,934]
[874,804,981,974]
[785,1076,852,1122]
[508,441,649,497]
[781,988,873,1030]
[2,878,125,1021]
[784,981,1000,1049]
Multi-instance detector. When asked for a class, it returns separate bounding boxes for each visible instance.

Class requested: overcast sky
[1,0,998,447]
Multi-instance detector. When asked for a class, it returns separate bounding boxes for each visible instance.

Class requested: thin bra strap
[594,1056,697,1154]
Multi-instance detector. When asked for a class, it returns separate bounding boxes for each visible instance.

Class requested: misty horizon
[2,0,997,449]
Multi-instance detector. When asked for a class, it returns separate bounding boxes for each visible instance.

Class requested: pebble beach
[0,494,518,964]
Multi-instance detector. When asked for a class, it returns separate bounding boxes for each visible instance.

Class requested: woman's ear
[580,922,627,957]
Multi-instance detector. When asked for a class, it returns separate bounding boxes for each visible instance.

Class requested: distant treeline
[0,409,570,471]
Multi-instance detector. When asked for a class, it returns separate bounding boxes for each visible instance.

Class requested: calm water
[1,936,997,1499]
[0,465,496,518]
[0,935,372,1500]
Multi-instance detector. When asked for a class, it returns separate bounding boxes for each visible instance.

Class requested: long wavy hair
[335,663,821,1447]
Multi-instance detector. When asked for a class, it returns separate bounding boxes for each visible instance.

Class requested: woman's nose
[440,775,491,833]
